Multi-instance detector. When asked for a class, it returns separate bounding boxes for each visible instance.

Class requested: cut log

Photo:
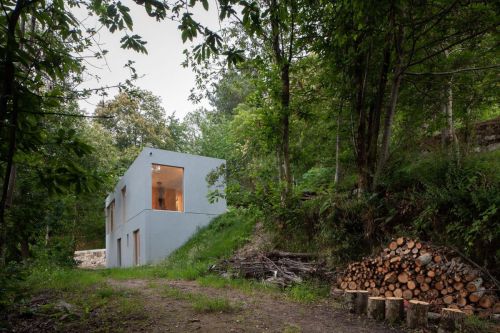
[345,290,357,313]
[385,297,404,323]
[402,289,413,300]
[397,272,409,284]
[396,237,405,246]
[438,308,465,333]
[479,295,494,309]
[428,311,441,324]
[466,277,483,293]
[407,300,429,329]
[345,290,368,314]
[393,288,403,298]
[367,297,385,320]
[469,287,485,303]
[416,253,432,267]
[389,241,398,251]
[407,280,416,290]
[443,295,454,305]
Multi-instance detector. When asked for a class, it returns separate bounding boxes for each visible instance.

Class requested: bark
[374,25,404,187]
[0,1,30,266]
[270,0,293,202]
[334,107,341,185]
[445,79,460,159]
[354,50,370,194]
[367,40,391,192]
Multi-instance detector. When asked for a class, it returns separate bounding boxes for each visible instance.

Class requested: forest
[0,0,499,331]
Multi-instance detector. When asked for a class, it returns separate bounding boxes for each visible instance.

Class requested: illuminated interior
[151,164,184,211]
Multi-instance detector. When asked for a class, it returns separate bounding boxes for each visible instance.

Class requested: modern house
[105,148,226,268]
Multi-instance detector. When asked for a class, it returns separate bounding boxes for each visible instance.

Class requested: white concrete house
[105,148,226,267]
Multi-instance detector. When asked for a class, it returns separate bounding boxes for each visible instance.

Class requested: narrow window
[151,164,184,212]
[117,238,122,267]
[106,200,115,233]
[121,186,127,223]
[133,229,140,266]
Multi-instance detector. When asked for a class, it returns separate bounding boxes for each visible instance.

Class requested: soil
[7,278,406,333]
[105,278,403,333]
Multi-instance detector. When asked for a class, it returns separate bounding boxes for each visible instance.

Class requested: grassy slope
[26,207,259,291]
[24,207,328,304]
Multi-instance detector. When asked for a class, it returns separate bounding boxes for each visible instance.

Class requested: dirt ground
[7,277,407,333]
[105,279,404,333]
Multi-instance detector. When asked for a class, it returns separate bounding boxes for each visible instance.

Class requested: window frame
[151,163,185,212]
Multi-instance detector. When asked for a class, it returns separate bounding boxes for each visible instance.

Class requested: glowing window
[152,164,184,212]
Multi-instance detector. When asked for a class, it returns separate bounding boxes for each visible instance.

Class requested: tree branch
[405,64,500,76]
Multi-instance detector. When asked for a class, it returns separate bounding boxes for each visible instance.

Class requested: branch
[407,24,499,68]
[20,110,113,118]
[405,64,500,76]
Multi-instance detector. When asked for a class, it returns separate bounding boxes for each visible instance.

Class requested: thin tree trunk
[334,105,342,185]
[367,39,391,192]
[445,79,459,159]
[376,68,402,179]
[355,50,370,194]
[374,14,405,187]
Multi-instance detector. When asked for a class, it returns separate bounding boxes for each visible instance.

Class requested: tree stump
[385,297,404,323]
[345,290,356,313]
[345,290,368,314]
[407,300,429,329]
[367,297,385,320]
[438,308,466,333]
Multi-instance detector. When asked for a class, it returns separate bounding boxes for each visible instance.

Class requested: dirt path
[109,279,404,333]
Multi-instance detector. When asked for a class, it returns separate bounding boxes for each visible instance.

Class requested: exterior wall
[105,148,226,268]
[146,211,218,264]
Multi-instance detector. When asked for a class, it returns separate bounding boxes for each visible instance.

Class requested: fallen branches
[210,251,327,287]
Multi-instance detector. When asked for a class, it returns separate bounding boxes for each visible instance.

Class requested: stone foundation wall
[74,249,106,269]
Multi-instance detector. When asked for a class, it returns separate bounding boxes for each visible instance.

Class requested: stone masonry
[74,249,106,269]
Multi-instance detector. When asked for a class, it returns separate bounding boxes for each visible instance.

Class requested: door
[117,238,122,267]
[133,229,140,266]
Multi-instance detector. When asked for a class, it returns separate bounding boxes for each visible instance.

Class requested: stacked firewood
[338,237,500,315]
[210,251,328,287]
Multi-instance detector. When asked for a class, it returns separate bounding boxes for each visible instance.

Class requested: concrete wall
[105,148,226,268]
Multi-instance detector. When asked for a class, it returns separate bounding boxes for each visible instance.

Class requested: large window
[151,164,184,211]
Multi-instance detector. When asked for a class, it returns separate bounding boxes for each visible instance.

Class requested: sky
[75,2,222,119]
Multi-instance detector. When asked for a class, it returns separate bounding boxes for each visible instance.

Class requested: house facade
[105,148,226,267]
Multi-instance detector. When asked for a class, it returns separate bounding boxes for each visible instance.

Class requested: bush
[384,151,500,276]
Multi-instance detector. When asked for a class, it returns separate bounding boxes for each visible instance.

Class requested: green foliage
[385,151,500,274]
[158,208,259,279]
[162,285,240,313]
[285,281,330,303]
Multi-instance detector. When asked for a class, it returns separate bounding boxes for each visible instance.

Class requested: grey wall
[105,148,226,268]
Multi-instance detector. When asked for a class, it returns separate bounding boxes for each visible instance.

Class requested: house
[105,147,226,267]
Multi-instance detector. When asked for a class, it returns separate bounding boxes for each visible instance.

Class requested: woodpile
[210,251,328,287]
[338,237,499,316]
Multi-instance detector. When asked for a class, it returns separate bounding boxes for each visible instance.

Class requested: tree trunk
[355,50,370,194]
[367,39,391,192]
[0,0,26,267]
[334,106,342,185]
[445,79,459,159]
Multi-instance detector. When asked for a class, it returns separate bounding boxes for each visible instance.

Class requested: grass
[196,275,330,304]
[196,274,279,294]
[162,285,240,313]
[23,208,258,294]
[157,207,259,280]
